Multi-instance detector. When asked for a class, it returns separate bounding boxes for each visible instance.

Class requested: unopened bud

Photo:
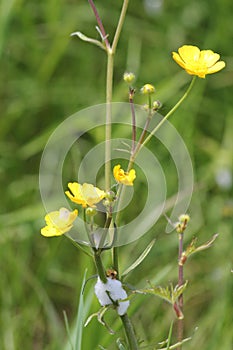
[142,104,149,112]
[175,214,190,233]
[152,100,162,111]
[123,72,135,84]
[105,191,117,202]
[175,222,183,233]
[141,84,155,94]
[179,214,190,223]
[86,207,97,216]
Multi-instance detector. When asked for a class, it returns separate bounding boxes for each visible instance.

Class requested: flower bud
[123,72,135,84]
[179,214,190,223]
[142,104,149,112]
[105,190,117,202]
[103,199,111,207]
[141,84,155,94]
[175,214,190,233]
[175,222,183,233]
[86,207,97,216]
[152,100,162,111]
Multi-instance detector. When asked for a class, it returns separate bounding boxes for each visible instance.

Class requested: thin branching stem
[141,76,196,150]
[129,88,136,153]
[105,0,129,191]
[112,0,130,53]
[177,233,184,349]
[87,2,139,349]
[88,0,110,49]
[105,52,114,191]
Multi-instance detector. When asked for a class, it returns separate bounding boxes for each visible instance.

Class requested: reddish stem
[177,233,184,349]
[88,0,110,49]
[129,88,136,153]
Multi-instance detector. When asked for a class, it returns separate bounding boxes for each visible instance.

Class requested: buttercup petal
[207,61,226,74]
[178,45,200,64]
[65,182,87,206]
[199,50,220,67]
[172,52,186,69]
[81,183,106,207]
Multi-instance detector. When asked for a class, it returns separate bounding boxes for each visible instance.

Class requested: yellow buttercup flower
[172,45,225,78]
[65,182,106,207]
[113,164,136,186]
[41,207,78,237]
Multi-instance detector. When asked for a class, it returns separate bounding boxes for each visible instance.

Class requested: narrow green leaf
[116,338,127,350]
[74,269,87,350]
[195,233,218,252]
[63,311,74,350]
[121,239,156,277]
[71,31,106,50]
[167,321,174,349]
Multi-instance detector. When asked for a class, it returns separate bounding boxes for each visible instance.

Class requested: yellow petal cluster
[41,207,78,237]
[113,164,136,186]
[65,182,106,207]
[172,45,225,78]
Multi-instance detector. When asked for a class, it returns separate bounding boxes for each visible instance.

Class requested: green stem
[113,246,119,275]
[89,3,138,349]
[105,0,130,192]
[111,0,129,53]
[140,76,197,154]
[93,250,107,283]
[105,52,114,191]
[120,314,139,350]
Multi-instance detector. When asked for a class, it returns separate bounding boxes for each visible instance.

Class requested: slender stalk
[105,52,114,191]
[128,115,151,171]
[112,0,130,53]
[140,76,197,152]
[88,0,112,191]
[88,0,110,49]
[105,0,129,191]
[129,88,136,153]
[177,233,184,349]
[113,245,119,275]
[120,314,139,350]
[98,209,113,249]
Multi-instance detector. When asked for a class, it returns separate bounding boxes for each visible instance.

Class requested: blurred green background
[0,0,232,349]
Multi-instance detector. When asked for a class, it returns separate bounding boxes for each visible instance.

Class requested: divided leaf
[84,306,115,334]
[133,280,188,305]
[180,234,218,265]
